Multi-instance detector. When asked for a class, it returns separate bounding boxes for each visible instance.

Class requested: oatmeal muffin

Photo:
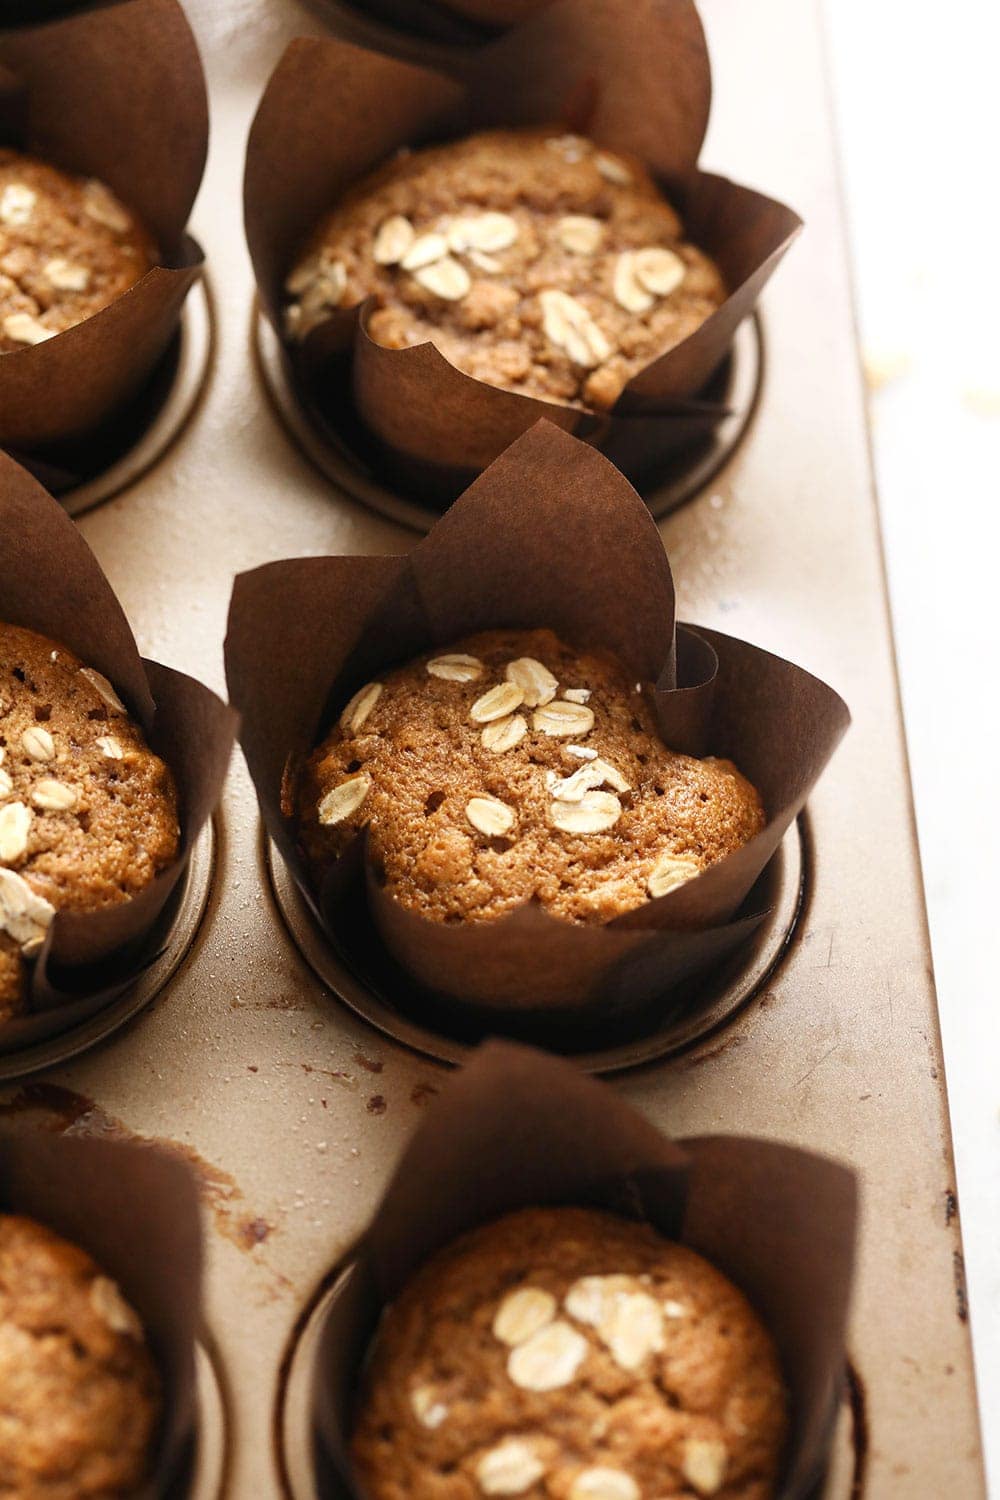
[0,151,156,353]
[0,1213,160,1499]
[0,623,180,1021]
[352,1206,788,1500]
[296,628,763,924]
[283,129,725,412]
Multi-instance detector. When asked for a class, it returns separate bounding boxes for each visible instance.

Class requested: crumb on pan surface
[297,628,763,925]
[0,1212,160,1500]
[351,1205,788,1500]
[284,129,724,412]
[0,150,155,354]
[0,623,179,1020]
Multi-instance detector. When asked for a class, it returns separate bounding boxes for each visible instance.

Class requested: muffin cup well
[309,1040,858,1500]
[0,0,208,451]
[244,0,800,506]
[0,1126,202,1499]
[226,421,847,1019]
[0,451,236,1050]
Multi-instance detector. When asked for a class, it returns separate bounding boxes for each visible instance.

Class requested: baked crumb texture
[297,628,763,926]
[0,150,155,355]
[284,129,724,412]
[352,1206,788,1500]
[0,623,180,1020]
[0,1213,160,1500]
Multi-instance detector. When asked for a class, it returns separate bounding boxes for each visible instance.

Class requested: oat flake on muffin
[283,129,724,412]
[352,1206,788,1500]
[296,628,763,925]
[0,150,155,354]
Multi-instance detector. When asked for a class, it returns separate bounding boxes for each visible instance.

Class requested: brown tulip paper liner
[244,0,800,508]
[310,1041,859,1499]
[308,0,558,53]
[0,1126,202,1498]
[0,452,237,1052]
[0,0,208,454]
[226,423,847,1033]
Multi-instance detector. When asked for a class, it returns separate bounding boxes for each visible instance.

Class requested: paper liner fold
[0,0,208,449]
[0,1126,202,1499]
[0,451,237,1051]
[310,1042,858,1499]
[227,423,847,1023]
[244,0,800,506]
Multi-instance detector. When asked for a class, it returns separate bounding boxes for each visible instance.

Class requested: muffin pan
[255,309,761,530]
[0,0,985,1496]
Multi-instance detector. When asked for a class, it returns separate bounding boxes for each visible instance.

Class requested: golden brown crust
[297,628,763,925]
[0,624,180,1019]
[0,151,156,354]
[0,1213,160,1499]
[351,1207,788,1500]
[284,128,724,411]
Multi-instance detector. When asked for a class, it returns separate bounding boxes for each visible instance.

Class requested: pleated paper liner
[0,1127,203,1499]
[306,0,559,57]
[0,0,208,452]
[244,0,801,509]
[0,452,236,1052]
[226,423,848,1029]
[306,1042,858,1500]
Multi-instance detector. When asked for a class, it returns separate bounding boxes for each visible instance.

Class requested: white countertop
[824,1,1000,1490]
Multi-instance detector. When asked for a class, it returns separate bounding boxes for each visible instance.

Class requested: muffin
[0,623,179,1021]
[0,150,156,353]
[0,1213,160,1498]
[283,128,725,412]
[352,1206,788,1499]
[296,628,763,925]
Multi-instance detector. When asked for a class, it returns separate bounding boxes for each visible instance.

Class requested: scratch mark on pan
[794,1041,840,1090]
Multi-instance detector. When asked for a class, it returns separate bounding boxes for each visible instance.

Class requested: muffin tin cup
[0,0,208,451]
[304,0,497,59]
[12,274,214,517]
[243,0,800,508]
[0,453,236,1044]
[0,1127,204,1499]
[299,1041,857,1499]
[263,814,805,1070]
[226,422,847,1025]
[254,301,761,529]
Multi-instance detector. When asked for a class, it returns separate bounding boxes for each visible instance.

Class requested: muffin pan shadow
[272,1254,863,1500]
[253,308,761,531]
[14,279,213,520]
[262,813,805,1074]
[187,1337,230,1500]
[0,821,216,1084]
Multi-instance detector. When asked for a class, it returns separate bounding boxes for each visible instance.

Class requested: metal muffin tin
[0,0,985,1496]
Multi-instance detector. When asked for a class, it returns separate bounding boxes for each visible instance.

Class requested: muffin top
[352,1206,788,1500]
[296,628,763,925]
[0,623,180,1020]
[0,1212,161,1499]
[283,128,724,411]
[0,150,156,354]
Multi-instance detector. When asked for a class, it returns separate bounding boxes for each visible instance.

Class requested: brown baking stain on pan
[0,0,208,450]
[244,0,800,507]
[0,1081,284,1277]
